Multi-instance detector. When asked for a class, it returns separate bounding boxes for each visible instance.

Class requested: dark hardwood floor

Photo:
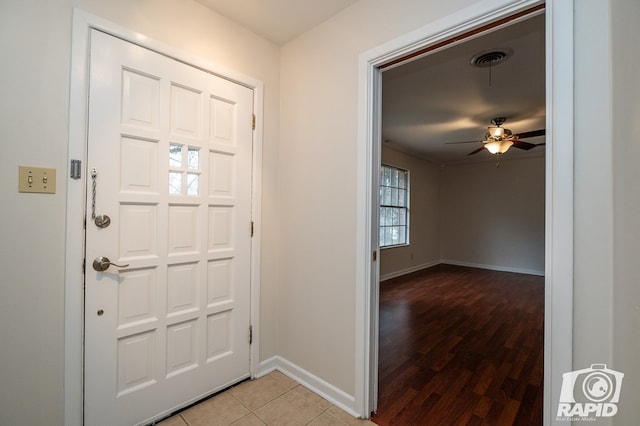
[371,264,544,426]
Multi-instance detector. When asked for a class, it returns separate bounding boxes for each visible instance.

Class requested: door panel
[85,29,253,426]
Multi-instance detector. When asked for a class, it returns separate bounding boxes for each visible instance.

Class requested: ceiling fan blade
[512,140,546,150]
[467,146,485,156]
[512,140,537,150]
[515,129,546,139]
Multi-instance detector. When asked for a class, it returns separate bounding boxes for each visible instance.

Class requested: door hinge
[251,221,254,237]
[249,325,253,344]
[252,114,256,130]
[372,250,377,262]
[82,259,86,274]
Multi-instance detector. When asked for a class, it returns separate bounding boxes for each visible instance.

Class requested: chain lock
[91,168,97,219]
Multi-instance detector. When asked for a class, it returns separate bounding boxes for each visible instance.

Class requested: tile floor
[158,371,377,426]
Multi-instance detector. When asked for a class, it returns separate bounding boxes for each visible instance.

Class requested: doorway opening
[375,11,545,424]
[357,1,575,423]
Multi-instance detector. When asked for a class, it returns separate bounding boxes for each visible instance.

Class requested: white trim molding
[544,1,575,423]
[259,356,360,418]
[381,260,544,282]
[356,0,573,423]
[441,260,545,277]
[65,9,264,425]
[379,260,441,282]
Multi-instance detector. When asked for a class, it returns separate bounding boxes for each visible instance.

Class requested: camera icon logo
[557,364,624,419]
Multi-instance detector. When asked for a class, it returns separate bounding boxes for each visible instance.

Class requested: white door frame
[355,0,574,423]
[64,9,263,425]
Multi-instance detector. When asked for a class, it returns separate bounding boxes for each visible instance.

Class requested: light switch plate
[19,166,56,194]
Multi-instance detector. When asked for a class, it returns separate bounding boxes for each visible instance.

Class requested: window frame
[379,164,410,249]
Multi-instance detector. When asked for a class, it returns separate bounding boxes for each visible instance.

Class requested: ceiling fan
[446,117,546,156]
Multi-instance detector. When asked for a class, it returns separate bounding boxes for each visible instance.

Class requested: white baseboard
[441,259,544,276]
[380,260,440,282]
[258,356,359,418]
[380,259,544,281]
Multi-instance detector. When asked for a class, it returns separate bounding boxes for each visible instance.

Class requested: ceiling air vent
[470,49,513,68]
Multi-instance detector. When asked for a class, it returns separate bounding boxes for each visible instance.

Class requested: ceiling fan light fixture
[488,125,505,139]
[483,117,514,154]
[484,140,513,154]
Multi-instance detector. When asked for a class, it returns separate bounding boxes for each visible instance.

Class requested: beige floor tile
[265,370,298,390]
[229,413,267,425]
[292,385,332,410]
[230,375,289,410]
[324,406,377,426]
[181,392,249,426]
[150,372,375,426]
[254,390,323,426]
[306,412,349,426]
[157,414,188,426]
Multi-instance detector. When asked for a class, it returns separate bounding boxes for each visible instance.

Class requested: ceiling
[194,1,545,165]
[382,13,546,164]
[194,0,359,45]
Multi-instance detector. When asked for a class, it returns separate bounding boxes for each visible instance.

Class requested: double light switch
[18,166,56,194]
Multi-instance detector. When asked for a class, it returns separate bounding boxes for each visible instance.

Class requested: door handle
[92,256,130,272]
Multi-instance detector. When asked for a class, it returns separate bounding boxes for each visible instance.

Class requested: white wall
[0,1,280,424]
[572,0,615,377]
[441,157,545,275]
[571,0,640,423]
[278,0,479,398]
[611,0,640,423]
[379,146,441,280]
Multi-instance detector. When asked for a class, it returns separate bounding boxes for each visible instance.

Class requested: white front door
[84,29,253,426]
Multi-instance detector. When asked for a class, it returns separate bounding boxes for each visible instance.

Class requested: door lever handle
[92,256,130,272]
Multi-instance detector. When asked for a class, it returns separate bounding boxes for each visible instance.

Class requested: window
[169,144,201,196]
[380,164,409,247]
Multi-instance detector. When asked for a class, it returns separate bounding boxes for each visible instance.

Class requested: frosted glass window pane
[188,147,199,170]
[383,187,391,205]
[399,172,406,189]
[385,227,392,246]
[380,227,386,246]
[391,188,398,206]
[169,144,182,167]
[187,173,199,195]
[380,207,386,226]
[391,169,398,187]
[169,171,182,194]
[398,189,406,207]
[392,209,399,226]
